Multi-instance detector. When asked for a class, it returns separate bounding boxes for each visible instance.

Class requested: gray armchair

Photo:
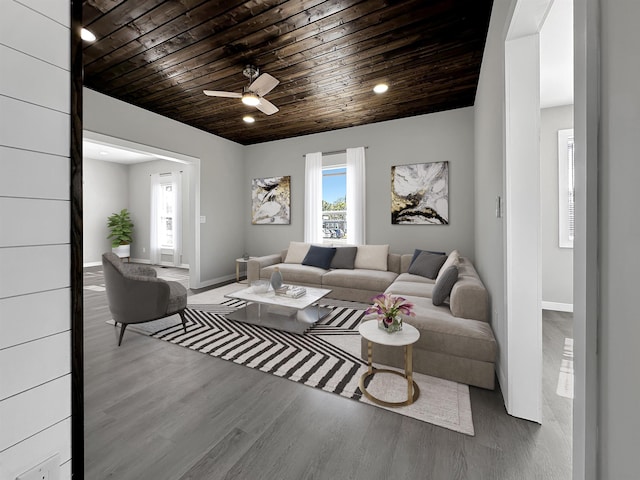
[102,252,188,345]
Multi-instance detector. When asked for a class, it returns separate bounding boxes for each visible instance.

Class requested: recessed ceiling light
[243,115,255,123]
[99,151,108,155]
[81,28,96,42]
[373,83,389,94]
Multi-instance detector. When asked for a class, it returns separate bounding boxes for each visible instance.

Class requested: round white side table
[358,319,420,407]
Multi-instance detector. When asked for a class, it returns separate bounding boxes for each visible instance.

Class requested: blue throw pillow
[302,245,337,269]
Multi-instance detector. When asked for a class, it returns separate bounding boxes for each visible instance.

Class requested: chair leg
[179,310,188,333]
[118,323,128,346]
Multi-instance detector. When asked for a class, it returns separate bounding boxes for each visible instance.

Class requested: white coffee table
[358,320,421,407]
[224,284,332,334]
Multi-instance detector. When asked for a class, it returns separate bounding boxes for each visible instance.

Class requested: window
[558,129,575,248]
[159,183,175,248]
[322,166,347,244]
[305,147,365,245]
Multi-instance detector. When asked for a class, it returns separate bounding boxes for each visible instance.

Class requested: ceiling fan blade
[255,98,279,115]
[249,73,280,97]
[203,90,242,98]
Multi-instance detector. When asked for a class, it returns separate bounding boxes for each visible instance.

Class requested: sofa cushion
[262,263,327,285]
[330,246,357,269]
[284,241,311,263]
[380,297,496,363]
[354,244,389,271]
[432,266,459,306]
[408,251,447,279]
[322,268,397,293]
[302,245,336,269]
[410,248,446,265]
[436,249,460,282]
[385,280,435,299]
[395,272,435,284]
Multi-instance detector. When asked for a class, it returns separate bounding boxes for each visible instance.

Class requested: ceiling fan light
[242,92,260,106]
[373,83,389,94]
[243,115,255,123]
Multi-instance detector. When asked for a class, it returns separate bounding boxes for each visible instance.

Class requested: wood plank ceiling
[82,0,493,145]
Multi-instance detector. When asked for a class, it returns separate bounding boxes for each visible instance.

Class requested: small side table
[235,257,253,283]
[358,320,420,407]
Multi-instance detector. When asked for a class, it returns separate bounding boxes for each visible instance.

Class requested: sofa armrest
[247,253,283,283]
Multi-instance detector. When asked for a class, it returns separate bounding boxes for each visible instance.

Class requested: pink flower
[365,293,415,319]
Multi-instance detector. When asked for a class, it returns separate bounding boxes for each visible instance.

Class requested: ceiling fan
[203,65,280,115]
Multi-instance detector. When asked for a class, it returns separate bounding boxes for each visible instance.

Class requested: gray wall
[599,2,640,477]
[83,157,129,265]
[473,0,510,389]
[84,88,245,285]
[244,107,476,259]
[540,105,574,306]
[127,160,191,265]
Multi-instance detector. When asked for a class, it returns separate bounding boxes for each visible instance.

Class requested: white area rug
[118,283,474,435]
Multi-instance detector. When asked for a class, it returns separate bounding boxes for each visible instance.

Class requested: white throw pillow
[284,241,311,263]
[354,244,389,271]
[436,249,460,282]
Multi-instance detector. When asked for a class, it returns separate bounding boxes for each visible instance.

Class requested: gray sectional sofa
[247,242,497,389]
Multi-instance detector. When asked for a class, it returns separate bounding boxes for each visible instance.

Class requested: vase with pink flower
[365,293,415,333]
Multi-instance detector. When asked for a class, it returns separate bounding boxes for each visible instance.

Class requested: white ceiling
[83,139,158,164]
[540,0,574,108]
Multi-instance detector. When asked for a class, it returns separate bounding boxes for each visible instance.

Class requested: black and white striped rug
[131,299,474,435]
[152,300,369,400]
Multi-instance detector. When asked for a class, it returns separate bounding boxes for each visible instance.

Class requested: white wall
[244,108,476,259]
[598,2,640,477]
[128,160,191,265]
[473,0,511,403]
[0,1,71,478]
[540,105,573,307]
[83,158,129,265]
[84,88,245,285]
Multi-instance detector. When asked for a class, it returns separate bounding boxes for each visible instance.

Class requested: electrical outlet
[142,247,146,253]
[16,454,59,480]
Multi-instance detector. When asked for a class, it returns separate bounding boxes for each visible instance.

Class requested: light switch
[200,216,206,223]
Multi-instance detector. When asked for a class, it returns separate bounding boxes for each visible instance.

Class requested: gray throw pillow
[302,245,337,269]
[432,266,459,306]
[410,248,446,265]
[330,246,357,269]
[408,251,447,279]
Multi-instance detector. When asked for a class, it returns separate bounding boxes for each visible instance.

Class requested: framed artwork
[391,161,449,225]
[251,175,291,224]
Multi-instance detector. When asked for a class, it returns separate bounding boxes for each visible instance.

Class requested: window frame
[558,128,575,248]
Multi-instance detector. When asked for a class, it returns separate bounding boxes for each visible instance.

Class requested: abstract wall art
[251,175,291,224]
[391,161,449,225]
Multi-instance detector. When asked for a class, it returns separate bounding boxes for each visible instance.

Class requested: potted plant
[107,208,134,258]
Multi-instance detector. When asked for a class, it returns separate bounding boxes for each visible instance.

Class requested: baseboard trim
[130,258,189,269]
[83,261,102,268]
[197,273,236,289]
[541,301,573,313]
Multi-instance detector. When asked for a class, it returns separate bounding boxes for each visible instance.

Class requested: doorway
[82,130,201,289]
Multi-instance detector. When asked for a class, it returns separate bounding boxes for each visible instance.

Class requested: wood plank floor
[84,266,573,479]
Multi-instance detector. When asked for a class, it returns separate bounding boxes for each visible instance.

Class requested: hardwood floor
[84,266,572,479]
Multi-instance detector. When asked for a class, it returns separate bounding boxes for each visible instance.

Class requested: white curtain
[346,147,366,245]
[149,173,161,265]
[304,152,323,243]
[171,171,183,267]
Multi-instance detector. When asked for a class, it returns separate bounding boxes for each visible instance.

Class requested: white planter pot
[112,244,131,258]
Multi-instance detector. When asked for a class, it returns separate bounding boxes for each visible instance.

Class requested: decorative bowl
[251,279,270,293]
